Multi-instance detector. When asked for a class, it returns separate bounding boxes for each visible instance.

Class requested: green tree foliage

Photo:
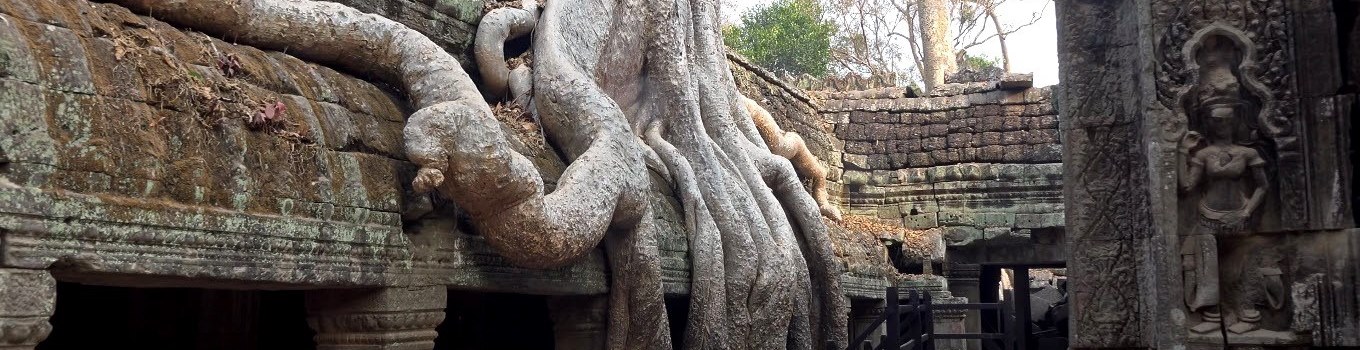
[961,53,1000,71]
[723,0,835,77]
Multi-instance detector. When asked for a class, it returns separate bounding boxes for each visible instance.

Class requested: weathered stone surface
[1057,0,1360,347]
[822,88,1060,170]
[998,73,1034,90]
[306,286,447,350]
[0,14,40,84]
[18,20,94,94]
[1056,0,1152,347]
[0,1,607,295]
[327,0,480,61]
[1066,237,1144,347]
[0,268,54,350]
[730,53,846,221]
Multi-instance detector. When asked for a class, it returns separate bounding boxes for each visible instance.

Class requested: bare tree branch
[817,0,1047,86]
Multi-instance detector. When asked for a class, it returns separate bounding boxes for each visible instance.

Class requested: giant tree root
[108,0,848,349]
[743,97,843,222]
[475,0,538,101]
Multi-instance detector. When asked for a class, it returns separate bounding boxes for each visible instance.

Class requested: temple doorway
[38,283,314,350]
[434,291,555,350]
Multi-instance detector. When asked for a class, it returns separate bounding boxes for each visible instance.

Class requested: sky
[722,0,1060,87]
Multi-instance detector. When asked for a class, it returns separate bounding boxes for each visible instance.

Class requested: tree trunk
[918,0,954,90]
[986,7,1012,72]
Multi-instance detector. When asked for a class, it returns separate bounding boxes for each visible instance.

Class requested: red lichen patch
[827,215,939,278]
[825,217,897,277]
[492,102,546,154]
[839,215,934,255]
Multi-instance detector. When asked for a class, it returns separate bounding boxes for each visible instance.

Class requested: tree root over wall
[106,0,847,349]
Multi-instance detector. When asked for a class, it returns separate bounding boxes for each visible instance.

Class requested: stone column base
[306,286,447,350]
[0,269,55,350]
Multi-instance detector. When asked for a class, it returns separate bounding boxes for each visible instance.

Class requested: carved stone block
[1066,238,1144,347]
[0,269,54,350]
[1058,0,1153,347]
[306,286,447,350]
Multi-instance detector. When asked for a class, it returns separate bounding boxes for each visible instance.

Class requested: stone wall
[0,0,908,302]
[0,0,603,294]
[1058,0,1360,347]
[729,53,845,203]
[729,54,960,300]
[328,0,482,66]
[816,78,1065,252]
[0,1,971,348]
[1055,1,1152,346]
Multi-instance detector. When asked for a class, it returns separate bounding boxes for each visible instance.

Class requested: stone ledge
[0,4,416,222]
[843,274,949,300]
[0,185,906,297]
[841,163,1063,186]
[727,52,820,109]
[819,86,1053,114]
[410,232,608,295]
[998,73,1035,90]
[0,187,608,294]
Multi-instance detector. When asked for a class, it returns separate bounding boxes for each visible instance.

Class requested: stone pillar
[931,302,969,350]
[0,269,55,350]
[546,295,607,350]
[306,286,447,350]
[945,263,981,350]
[1056,0,1157,347]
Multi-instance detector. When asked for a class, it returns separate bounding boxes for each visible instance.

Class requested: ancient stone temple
[0,0,989,348]
[1057,0,1360,348]
[2,0,1357,349]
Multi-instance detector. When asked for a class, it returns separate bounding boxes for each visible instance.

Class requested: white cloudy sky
[722,0,1059,87]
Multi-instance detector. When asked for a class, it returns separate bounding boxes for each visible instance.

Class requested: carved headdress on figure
[1181,32,1267,148]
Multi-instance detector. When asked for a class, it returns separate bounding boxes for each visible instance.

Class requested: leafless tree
[822,0,1049,89]
[949,0,1048,72]
[820,0,913,88]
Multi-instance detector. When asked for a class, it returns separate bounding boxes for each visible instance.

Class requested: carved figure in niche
[1176,32,1285,335]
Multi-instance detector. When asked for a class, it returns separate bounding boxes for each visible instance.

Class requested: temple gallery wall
[0,0,1357,349]
[1057,0,1360,348]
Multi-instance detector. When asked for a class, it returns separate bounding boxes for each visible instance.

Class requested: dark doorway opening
[39,283,314,350]
[435,291,554,350]
[664,296,690,349]
[1336,0,1360,218]
[886,240,943,275]
[1335,0,1360,91]
[978,264,1068,350]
